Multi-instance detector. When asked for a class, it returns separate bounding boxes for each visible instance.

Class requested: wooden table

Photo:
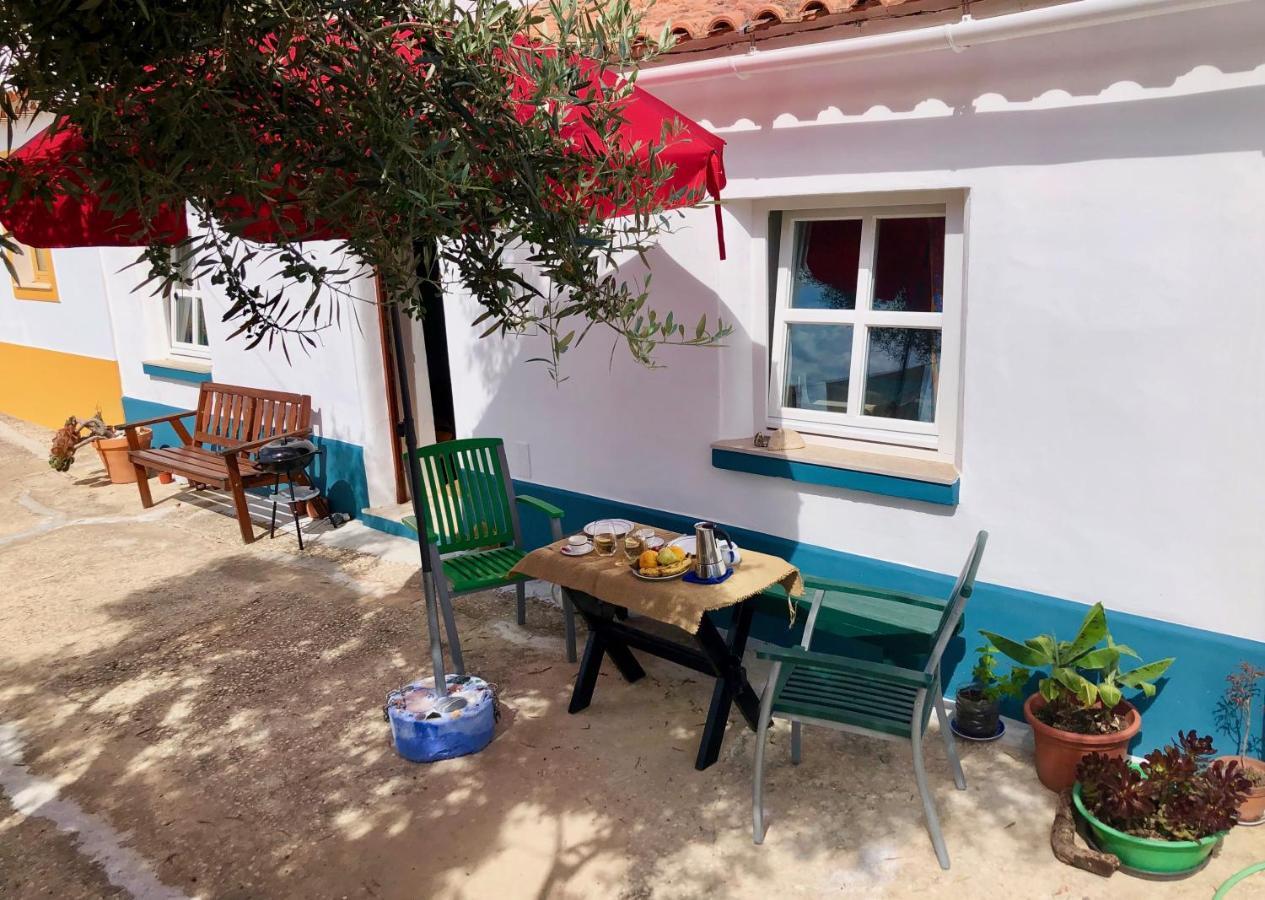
[511,529,802,771]
[565,587,761,770]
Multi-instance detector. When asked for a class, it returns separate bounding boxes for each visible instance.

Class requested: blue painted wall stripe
[712,447,959,506]
[509,478,1265,754]
[141,362,213,384]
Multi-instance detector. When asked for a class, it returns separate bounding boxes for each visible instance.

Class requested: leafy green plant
[1077,732,1250,841]
[981,602,1174,730]
[0,0,731,380]
[965,642,1029,704]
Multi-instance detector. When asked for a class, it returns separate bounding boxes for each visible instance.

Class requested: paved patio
[0,414,1260,900]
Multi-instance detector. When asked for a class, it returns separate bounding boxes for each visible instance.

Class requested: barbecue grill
[256,436,321,549]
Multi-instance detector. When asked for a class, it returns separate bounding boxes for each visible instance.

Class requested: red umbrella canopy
[0,125,189,248]
[0,40,725,253]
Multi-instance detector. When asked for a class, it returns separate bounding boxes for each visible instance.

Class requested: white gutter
[636,0,1258,85]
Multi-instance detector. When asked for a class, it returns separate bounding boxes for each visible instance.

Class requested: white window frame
[766,195,965,455]
[165,252,211,360]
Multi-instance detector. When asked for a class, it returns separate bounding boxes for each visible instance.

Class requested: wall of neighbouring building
[444,2,1265,749]
[0,116,124,429]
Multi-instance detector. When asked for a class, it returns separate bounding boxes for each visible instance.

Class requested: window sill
[710,437,959,506]
[142,358,212,384]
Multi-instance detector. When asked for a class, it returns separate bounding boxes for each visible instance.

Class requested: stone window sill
[142,358,213,384]
[710,437,959,506]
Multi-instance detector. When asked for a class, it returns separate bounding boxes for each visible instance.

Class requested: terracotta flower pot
[1024,693,1141,792]
[1217,756,1265,825]
[93,428,151,484]
[158,471,174,485]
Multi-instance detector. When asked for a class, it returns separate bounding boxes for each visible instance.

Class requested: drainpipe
[636,0,1256,86]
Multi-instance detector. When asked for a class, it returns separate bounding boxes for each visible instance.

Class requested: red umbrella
[0,45,725,254]
[0,125,189,248]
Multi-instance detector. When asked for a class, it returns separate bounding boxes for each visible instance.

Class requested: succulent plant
[1077,731,1251,842]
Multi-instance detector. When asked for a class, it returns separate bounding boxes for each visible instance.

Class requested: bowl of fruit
[632,545,692,581]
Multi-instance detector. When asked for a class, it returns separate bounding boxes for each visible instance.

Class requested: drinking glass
[593,522,617,559]
[620,531,644,568]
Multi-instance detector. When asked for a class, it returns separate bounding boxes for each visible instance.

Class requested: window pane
[783,323,853,413]
[31,248,53,277]
[194,297,209,347]
[172,293,195,345]
[872,217,945,312]
[864,328,941,422]
[790,220,860,310]
[11,246,36,285]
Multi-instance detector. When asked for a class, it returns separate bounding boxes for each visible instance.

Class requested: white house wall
[103,241,400,510]
[446,1,1265,646]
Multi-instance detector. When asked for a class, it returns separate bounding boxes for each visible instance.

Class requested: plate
[669,536,742,565]
[584,518,634,538]
[631,562,691,581]
[560,543,593,557]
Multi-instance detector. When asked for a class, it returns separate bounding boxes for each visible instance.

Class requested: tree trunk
[1051,788,1119,877]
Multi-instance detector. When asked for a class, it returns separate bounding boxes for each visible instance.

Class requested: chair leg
[790,721,802,765]
[934,687,966,790]
[515,581,527,626]
[912,708,951,870]
[753,662,782,845]
[753,711,772,844]
[558,586,578,664]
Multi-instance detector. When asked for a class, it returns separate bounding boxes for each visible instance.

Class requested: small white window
[166,250,210,359]
[768,200,963,452]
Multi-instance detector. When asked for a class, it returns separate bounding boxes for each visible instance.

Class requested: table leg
[569,627,607,714]
[694,599,760,770]
[566,590,645,715]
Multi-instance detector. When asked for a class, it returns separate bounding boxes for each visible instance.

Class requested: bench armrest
[223,428,312,457]
[117,410,196,431]
[400,514,439,543]
[755,646,932,688]
[516,495,564,519]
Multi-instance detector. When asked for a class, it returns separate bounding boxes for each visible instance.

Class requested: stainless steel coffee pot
[694,521,737,580]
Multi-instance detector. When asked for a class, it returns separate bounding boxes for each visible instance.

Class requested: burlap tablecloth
[510,526,803,635]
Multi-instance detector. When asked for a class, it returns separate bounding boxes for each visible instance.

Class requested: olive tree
[0,0,728,377]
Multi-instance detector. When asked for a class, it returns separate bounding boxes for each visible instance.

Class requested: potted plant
[1217,662,1265,825]
[48,413,151,485]
[952,642,1029,740]
[982,602,1174,791]
[1074,731,1251,877]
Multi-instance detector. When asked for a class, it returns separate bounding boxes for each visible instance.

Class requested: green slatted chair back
[923,530,988,676]
[408,438,519,554]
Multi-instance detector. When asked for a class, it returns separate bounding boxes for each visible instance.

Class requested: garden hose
[1213,862,1265,899]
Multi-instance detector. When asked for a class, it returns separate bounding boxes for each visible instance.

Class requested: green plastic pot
[1072,783,1225,876]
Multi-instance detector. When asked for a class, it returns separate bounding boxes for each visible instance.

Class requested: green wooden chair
[401,437,577,673]
[752,531,988,870]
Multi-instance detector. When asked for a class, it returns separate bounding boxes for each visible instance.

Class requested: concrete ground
[0,414,1261,900]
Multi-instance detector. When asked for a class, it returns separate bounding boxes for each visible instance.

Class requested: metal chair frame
[752,531,988,870]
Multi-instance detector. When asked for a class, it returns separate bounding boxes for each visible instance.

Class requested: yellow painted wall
[0,341,124,430]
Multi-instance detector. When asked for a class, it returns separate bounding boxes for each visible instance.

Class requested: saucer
[561,543,593,556]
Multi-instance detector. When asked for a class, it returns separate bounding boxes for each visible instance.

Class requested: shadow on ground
[0,546,1043,899]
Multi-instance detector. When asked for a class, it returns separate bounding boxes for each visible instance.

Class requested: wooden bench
[120,382,313,544]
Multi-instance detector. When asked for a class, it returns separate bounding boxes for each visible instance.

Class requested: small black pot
[954,685,1001,739]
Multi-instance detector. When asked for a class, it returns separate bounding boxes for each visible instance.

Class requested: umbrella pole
[386,293,448,693]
